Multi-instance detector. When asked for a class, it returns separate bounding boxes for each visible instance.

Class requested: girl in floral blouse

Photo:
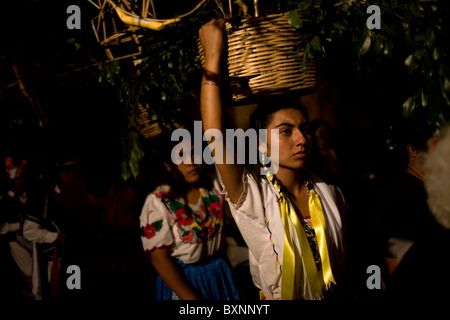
[139,131,239,300]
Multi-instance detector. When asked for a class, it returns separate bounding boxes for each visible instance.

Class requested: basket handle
[254,0,259,17]
[228,0,259,18]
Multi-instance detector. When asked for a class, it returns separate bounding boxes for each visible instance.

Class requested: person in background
[23,155,86,299]
[385,124,450,301]
[307,119,342,186]
[139,129,239,300]
[0,152,33,298]
[377,109,441,283]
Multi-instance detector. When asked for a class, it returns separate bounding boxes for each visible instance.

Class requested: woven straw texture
[199,12,321,101]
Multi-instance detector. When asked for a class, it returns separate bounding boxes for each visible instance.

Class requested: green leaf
[130,148,141,178]
[432,47,443,61]
[374,35,385,54]
[120,160,131,182]
[288,10,303,29]
[170,201,184,212]
[110,60,120,75]
[424,27,435,49]
[421,90,428,107]
[202,196,211,206]
[152,220,163,232]
[405,54,419,74]
[210,194,221,203]
[443,78,450,93]
[310,36,322,52]
[423,56,433,77]
[414,48,425,59]
[402,97,416,117]
[404,28,414,47]
[409,2,424,17]
[383,38,393,57]
[305,42,311,59]
[182,230,191,237]
[403,7,413,26]
[358,28,371,56]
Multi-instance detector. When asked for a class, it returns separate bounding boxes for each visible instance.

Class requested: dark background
[0,0,414,301]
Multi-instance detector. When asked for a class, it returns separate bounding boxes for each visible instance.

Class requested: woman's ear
[407,144,418,155]
[163,162,172,172]
[258,142,267,154]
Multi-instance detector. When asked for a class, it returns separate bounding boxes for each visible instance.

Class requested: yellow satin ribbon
[266,171,335,300]
[309,186,336,289]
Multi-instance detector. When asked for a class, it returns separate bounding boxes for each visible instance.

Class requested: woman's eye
[281,129,291,135]
[300,124,311,135]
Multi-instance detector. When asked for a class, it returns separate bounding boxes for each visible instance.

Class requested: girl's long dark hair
[249,93,309,132]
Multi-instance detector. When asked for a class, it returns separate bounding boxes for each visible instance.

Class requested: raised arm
[199,19,243,203]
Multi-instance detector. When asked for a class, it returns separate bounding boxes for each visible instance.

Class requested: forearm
[201,55,223,132]
[199,19,225,133]
[199,19,243,203]
[151,253,200,300]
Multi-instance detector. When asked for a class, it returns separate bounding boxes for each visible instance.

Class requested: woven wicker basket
[131,103,163,139]
[131,102,185,139]
[199,12,321,102]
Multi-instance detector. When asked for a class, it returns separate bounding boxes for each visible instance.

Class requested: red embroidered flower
[208,202,222,218]
[175,208,193,226]
[155,191,165,198]
[143,224,157,239]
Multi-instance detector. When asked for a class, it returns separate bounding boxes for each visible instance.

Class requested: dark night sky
[0,1,123,167]
[0,1,217,162]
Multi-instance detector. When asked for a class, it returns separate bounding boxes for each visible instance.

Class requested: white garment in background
[23,219,59,299]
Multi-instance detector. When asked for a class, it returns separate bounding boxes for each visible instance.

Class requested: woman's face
[175,162,203,184]
[166,140,203,184]
[265,108,312,170]
[315,124,332,148]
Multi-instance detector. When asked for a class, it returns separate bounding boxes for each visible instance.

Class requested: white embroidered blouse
[139,179,225,265]
[222,169,346,300]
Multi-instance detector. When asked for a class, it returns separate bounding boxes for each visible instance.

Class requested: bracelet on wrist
[201,80,220,86]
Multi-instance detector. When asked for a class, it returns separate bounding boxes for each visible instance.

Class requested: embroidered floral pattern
[156,186,223,244]
[141,220,163,239]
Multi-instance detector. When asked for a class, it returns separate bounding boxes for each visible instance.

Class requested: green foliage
[97,10,216,181]
[96,1,450,180]
[285,0,450,143]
